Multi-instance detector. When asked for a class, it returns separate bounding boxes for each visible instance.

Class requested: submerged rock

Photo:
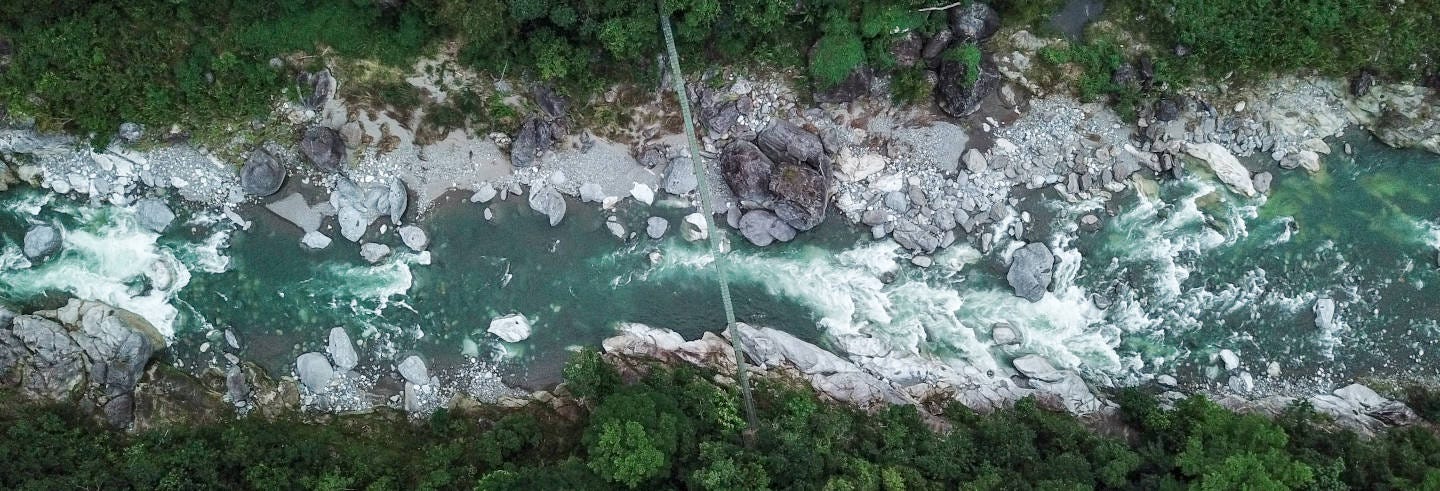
[134,198,175,233]
[22,224,62,260]
[1007,242,1054,302]
[240,149,285,197]
[488,314,532,343]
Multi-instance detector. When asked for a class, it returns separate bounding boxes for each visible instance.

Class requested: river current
[2,132,1437,391]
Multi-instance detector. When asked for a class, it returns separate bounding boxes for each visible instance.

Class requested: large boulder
[240,149,286,197]
[397,355,429,386]
[812,65,875,104]
[295,352,334,392]
[663,157,698,195]
[720,141,777,207]
[1007,242,1054,302]
[327,327,359,371]
[1,300,165,427]
[398,225,429,251]
[23,224,61,260]
[1184,143,1257,196]
[936,48,1001,117]
[738,209,798,246]
[134,198,176,233]
[330,177,407,242]
[527,185,567,226]
[360,243,392,264]
[756,120,827,170]
[510,118,556,168]
[1313,298,1337,331]
[488,314,532,343]
[949,2,1001,43]
[768,164,828,231]
[300,126,346,173]
[645,217,669,239]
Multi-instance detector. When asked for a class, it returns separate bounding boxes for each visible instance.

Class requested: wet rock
[663,157,698,195]
[1218,349,1240,371]
[134,198,175,233]
[682,213,709,242]
[720,141,777,207]
[240,149,285,197]
[470,183,497,203]
[646,217,669,239]
[991,324,1019,344]
[398,225,429,251]
[605,221,626,239]
[893,219,943,253]
[936,49,1000,117]
[1279,150,1321,173]
[1314,298,1336,331]
[1007,242,1054,302]
[738,209,798,246]
[1013,355,1062,382]
[327,327,359,371]
[768,163,828,231]
[527,185,567,226]
[23,224,61,260]
[360,243,391,264]
[950,2,1001,43]
[1091,293,1112,310]
[911,255,933,268]
[510,118,556,168]
[295,352,334,392]
[397,355,429,386]
[756,120,828,170]
[488,314,532,343]
[1252,171,1273,194]
[300,126,346,173]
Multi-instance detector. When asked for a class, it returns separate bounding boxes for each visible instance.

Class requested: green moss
[943,43,983,87]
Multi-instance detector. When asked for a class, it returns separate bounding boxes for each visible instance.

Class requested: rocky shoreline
[2,11,1438,434]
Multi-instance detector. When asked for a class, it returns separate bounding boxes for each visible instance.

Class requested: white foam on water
[316,252,418,317]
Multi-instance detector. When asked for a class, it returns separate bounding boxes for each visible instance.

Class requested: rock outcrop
[300,126,346,173]
[240,149,286,197]
[0,300,165,427]
[510,118,558,168]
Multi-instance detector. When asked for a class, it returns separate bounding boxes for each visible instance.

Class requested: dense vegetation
[3,350,1440,490]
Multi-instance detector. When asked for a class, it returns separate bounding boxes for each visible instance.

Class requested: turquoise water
[2,133,1438,390]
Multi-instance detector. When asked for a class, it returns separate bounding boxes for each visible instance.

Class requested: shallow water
[2,132,1438,391]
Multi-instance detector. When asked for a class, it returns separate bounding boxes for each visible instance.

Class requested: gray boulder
[721,141,777,207]
[240,149,286,197]
[134,198,175,233]
[963,148,988,173]
[950,2,1001,43]
[23,224,62,260]
[768,163,828,231]
[646,217,669,239]
[300,126,346,173]
[360,243,392,264]
[398,225,429,251]
[527,185,567,226]
[1013,354,1062,382]
[1314,298,1336,331]
[397,355,429,386]
[1007,242,1054,302]
[327,327,359,371]
[663,157,698,195]
[388,178,408,225]
[738,210,798,247]
[533,85,568,120]
[757,120,827,170]
[295,352,334,392]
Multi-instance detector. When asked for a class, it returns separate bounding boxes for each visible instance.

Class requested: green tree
[588,420,667,488]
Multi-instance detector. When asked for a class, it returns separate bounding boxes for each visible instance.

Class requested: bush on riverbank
[3,352,1440,489]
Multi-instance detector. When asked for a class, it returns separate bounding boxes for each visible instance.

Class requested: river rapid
[2,131,1438,394]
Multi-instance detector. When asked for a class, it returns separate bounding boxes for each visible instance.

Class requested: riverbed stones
[470,183,497,203]
[1184,142,1256,197]
[646,217,669,239]
[134,198,175,233]
[398,225,428,251]
[300,126,346,173]
[1007,242,1054,302]
[360,243,391,264]
[295,352,335,393]
[240,149,285,197]
[397,355,429,386]
[23,224,62,260]
[327,327,359,371]
[488,314,532,343]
